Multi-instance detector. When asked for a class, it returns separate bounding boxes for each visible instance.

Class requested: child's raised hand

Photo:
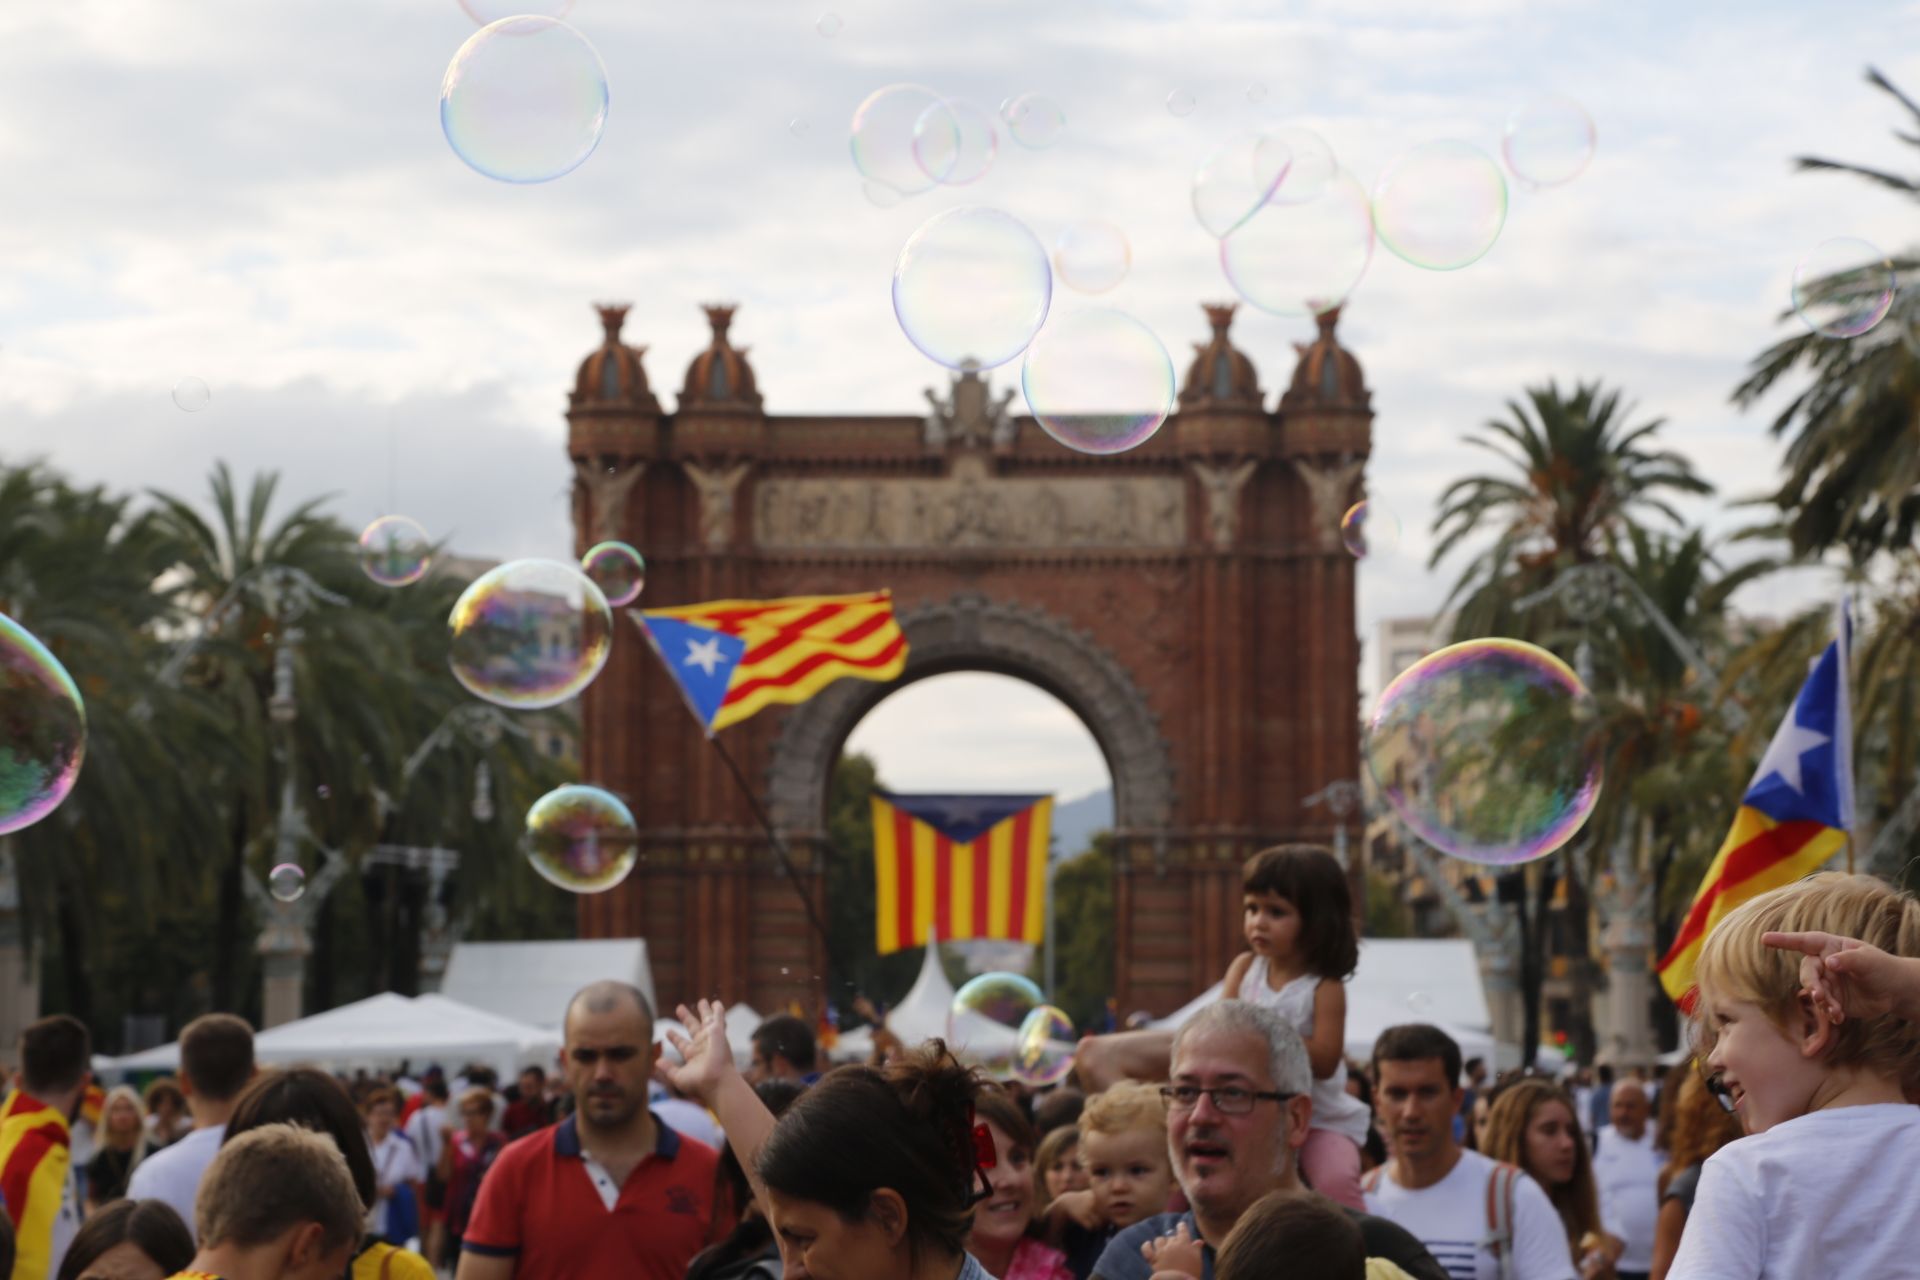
[1140,1221,1204,1277]
[1048,1187,1102,1230]
[1763,929,1916,1023]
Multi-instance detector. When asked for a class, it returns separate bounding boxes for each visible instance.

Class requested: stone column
[260,951,305,1031]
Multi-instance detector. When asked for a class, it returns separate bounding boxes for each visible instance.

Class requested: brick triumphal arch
[566,300,1374,1018]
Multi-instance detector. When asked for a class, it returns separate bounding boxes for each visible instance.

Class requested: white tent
[104,993,560,1082]
[440,939,655,1030]
[827,945,1046,1066]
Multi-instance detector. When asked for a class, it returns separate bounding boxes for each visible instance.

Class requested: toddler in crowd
[1142,1192,1414,1280]
[1670,871,1920,1278]
[1220,844,1371,1209]
[1051,1081,1177,1279]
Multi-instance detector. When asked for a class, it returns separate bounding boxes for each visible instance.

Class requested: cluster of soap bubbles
[359,516,434,588]
[1792,236,1897,339]
[447,558,613,710]
[949,972,1077,1086]
[440,15,609,184]
[1364,638,1602,866]
[0,612,87,837]
[524,783,640,893]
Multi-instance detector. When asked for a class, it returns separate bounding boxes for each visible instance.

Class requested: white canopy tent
[830,944,1055,1065]
[103,993,560,1082]
[440,939,655,1031]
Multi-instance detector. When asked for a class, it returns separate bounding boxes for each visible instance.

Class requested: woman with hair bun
[660,998,1002,1280]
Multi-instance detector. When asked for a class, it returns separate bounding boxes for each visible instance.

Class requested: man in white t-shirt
[126,1013,256,1241]
[1364,1024,1576,1280]
[1590,1081,1659,1280]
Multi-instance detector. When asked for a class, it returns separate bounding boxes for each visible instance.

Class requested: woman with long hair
[1481,1078,1617,1280]
[84,1086,148,1210]
[1647,1070,1743,1280]
[686,1079,806,1280]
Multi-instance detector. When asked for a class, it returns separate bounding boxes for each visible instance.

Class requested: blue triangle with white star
[637,615,747,733]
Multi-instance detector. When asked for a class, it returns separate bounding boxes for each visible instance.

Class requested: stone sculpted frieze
[752,473,1187,550]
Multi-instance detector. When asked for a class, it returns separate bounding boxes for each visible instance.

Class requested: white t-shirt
[1236,959,1374,1145]
[1364,1148,1577,1280]
[404,1102,449,1174]
[1591,1124,1661,1272]
[126,1123,226,1241]
[1668,1103,1920,1279]
[367,1128,423,1238]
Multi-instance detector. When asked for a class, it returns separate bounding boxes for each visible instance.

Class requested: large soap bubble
[1191,132,1293,239]
[1371,141,1509,271]
[1221,169,1374,318]
[1052,220,1131,295]
[0,613,86,837]
[524,783,639,893]
[851,84,959,195]
[1022,308,1174,456]
[893,207,1052,370]
[949,971,1043,1070]
[1364,638,1601,865]
[1502,96,1596,189]
[440,17,609,184]
[914,99,997,186]
[1792,237,1897,339]
[359,516,433,588]
[448,559,612,710]
[458,0,573,22]
[1012,1005,1077,1086]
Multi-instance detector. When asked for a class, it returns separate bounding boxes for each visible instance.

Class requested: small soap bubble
[1052,220,1132,294]
[1004,93,1065,149]
[1371,140,1509,271]
[440,17,609,184]
[862,179,904,209]
[448,559,612,710]
[458,0,573,23]
[1502,96,1596,189]
[851,84,960,194]
[172,377,210,412]
[0,612,86,837]
[1022,308,1175,456]
[1012,1005,1077,1086]
[268,863,307,904]
[524,783,639,893]
[1339,501,1402,559]
[914,99,997,186]
[1364,638,1602,865]
[1406,990,1435,1019]
[1792,236,1897,339]
[815,11,843,37]
[1221,168,1374,318]
[949,971,1044,1069]
[892,206,1052,370]
[358,516,433,588]
[1166,89,1196,117]
[789,116,810,138]
[580,541,646,607]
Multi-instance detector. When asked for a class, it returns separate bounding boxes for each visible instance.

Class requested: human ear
[868,1188,909,1245]
[1285,1094,1314,1151]
[1795,989,1839,1058]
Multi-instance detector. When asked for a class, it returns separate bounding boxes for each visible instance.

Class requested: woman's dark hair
[1215,1192,1364,1280]
[223,1067,379,1210]
[756,1040,988,1266]
[686,1080,807,1280]
[56,1199,193,1280]
[1241,845,1359,980]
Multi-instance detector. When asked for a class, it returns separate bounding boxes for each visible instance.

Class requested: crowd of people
[0,848,1915,1279]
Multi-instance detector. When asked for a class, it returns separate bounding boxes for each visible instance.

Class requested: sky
[2,0,1916,799]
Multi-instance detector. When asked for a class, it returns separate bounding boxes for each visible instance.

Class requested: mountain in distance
[1051,787,1113,861]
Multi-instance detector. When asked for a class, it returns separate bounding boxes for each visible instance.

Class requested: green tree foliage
[1364,870,1413,938]
[822,752,922,1009]
[1049,836,1114,1031]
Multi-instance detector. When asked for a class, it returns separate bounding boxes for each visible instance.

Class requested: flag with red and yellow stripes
[872,792,1053,954]
[1657,600,1853,1010]
[635,592,908,735]
[0,1089,73,1280]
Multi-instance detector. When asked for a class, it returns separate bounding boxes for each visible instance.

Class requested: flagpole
[707,733,840,972]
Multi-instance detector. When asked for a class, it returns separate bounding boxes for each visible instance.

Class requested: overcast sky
[2,0,1914,800]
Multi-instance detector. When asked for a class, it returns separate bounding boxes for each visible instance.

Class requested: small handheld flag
[633,591,908,735]
[872,791,1054,954]
[1657,599,1853,1009]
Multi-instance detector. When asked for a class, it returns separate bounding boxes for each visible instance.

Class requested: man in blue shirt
[1090,1001,1444,1280]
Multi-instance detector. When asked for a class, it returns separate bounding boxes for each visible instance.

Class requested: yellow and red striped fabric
[640,592,907,732]
[872,793,1053,954]
[78,1084,102,1130]
[0,1090,72,1280]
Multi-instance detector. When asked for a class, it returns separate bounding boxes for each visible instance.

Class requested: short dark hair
[18,1015,90,1096]
[1031,1086,1086,1135]
[1596,1064,1615,1084]
[751,1014,818,1073]
[57,1199,193,1280]
[520,1065,546,1083]
[1465,1057,1486,1075]
[1241,845,1359,980]
[1216,1192,1364,1280]
[423,1077,450,1102]
[179,1014,254,1102]
[1371,1023,1462,1089]
[225,1067,379,1211]
[564,981,655,1033]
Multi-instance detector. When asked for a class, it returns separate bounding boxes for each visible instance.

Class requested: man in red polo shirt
[454,981,720,1280]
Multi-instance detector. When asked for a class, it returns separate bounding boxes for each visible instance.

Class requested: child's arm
[1222,950,1253,1000]
[1304,979,1348,1080]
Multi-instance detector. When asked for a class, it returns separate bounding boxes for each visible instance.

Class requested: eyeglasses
[1159,1085,1295,1115]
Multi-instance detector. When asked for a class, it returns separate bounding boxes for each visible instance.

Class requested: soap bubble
[914,99,997,186]
[1012,1005,1077,1086]
[268,863,307,903]
[1339,501,1402,559]
[1364,638,1601,865]
[524,783,639,893]
[851,84,959,195]
[862,179,903,209]
[458,0,573,23]
[0,612,86,837]
[581,541,646,607]
[358,516,433,588]
[1247,83,1269,104]
[1256,127,1337,205]
[1166,89,1196,117]
[440,17,609,184]
[1371,140,1508,271]
[1005,93,1065,149]
[949,971,1044,1068]
[1221,168,1374,318]
[1406,990,1435,1018]
[1022,309,1174,455]
[1502,96,1596,189]
[172,377,210,412]
[816,11,843,37]
[893,206,1052,370]
[1052,220,1131,294]
[1792,237,1897,339]
[789,117,810,138]
[1193,131,1294,239]
[448,559,612,710]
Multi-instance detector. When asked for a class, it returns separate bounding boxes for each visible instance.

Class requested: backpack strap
[378,1248,395,1280]
[1481,1163,1519,1280]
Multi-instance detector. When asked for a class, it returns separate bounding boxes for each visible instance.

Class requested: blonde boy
[1079,1081,1178,1232]
[1671,872,1920,1279]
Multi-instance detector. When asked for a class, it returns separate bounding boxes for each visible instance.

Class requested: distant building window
[547,736,565,757]
[1211,353,1231,399]
[600,356,621,400]
[1320,353,1339,399]
[708,357,731,400]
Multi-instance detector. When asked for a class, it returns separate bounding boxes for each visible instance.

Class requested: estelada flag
[1657,600,1854,1010]
[872,791,1053,954]
[634,592,908,735]
[0,1089,74,1280]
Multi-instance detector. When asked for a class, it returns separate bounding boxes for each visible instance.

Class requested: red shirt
[460,1112,718,1280]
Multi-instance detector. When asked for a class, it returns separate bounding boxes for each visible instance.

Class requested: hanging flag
[1657,600,1853,1010]
[0,1089,73,1280]
[872,791,1053,954]
[634,592,908,735]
